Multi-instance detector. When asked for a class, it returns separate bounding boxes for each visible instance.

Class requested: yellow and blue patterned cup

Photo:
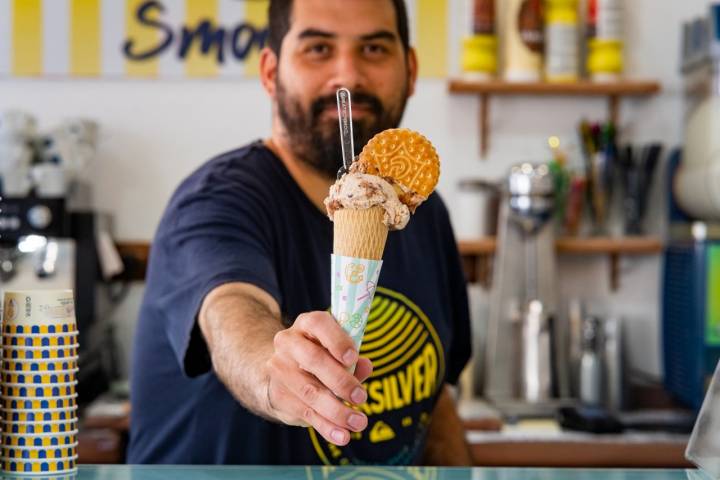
[2,370,78,385]
[3,382,77,398]
[1,444,77,460]
[3,335,78,348]
[3,324,77,335]
[1,419,79,435]
[1,395,78,410]
[2,359,79,372]
[2,432,78,447]
[3,346,79,360]
[3,407,77,422]
[0,455,77,474]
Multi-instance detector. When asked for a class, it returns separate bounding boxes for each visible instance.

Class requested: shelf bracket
[608,95,620,126]
[609,253,620,291]
[478,253,493,290]
[480,94,489,158]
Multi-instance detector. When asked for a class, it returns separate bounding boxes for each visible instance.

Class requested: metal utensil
[336,88,355,178]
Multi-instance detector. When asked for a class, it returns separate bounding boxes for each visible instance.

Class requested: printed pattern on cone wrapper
[331,255,383,349]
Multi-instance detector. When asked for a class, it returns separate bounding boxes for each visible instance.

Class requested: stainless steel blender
[483,163,568,415]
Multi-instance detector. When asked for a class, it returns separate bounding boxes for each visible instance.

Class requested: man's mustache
[310,92,384,121]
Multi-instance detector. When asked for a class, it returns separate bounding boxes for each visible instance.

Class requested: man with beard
[128,0,472,466]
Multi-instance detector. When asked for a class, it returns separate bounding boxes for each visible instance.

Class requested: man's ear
[406,47,418,98]
[259,47,278,98]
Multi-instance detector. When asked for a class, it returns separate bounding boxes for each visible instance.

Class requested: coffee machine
[483,163,571,416]
[0,111,122,406]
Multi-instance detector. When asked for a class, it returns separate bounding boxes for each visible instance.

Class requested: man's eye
[306,44,331,56]
[363,44,388,56]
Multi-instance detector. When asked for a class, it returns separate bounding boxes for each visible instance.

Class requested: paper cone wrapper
[331,255,383,351]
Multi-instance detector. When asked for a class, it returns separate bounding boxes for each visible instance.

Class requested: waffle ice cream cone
[333,206,388,260]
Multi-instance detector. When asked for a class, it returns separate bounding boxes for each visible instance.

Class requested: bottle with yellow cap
[544,0,579,82]
[462,0,498,80]
[586,0,624,81]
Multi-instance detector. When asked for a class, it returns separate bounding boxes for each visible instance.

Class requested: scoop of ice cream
[324,171,410,230]
[350,161,426,213]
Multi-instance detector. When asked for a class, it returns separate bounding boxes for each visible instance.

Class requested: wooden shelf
[447,79,662,157]
[448,79,661,96]
[458,236,662,255]
[458,236,663,290]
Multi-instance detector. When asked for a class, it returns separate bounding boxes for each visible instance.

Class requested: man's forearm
[423,385,473,466]
[199,283,283,420]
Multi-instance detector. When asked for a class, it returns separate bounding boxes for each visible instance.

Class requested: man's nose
[328,51,366,91]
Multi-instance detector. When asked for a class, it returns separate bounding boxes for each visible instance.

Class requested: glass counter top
[6,465,708,480]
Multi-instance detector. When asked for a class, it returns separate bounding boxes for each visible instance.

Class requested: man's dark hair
[267,0,410,56]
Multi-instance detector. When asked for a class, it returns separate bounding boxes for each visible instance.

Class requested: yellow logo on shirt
[369,421,396,443]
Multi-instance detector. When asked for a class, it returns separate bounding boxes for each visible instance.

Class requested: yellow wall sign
[0,0,447,78]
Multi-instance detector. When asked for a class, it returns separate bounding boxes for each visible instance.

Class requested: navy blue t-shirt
[127,141,471,465]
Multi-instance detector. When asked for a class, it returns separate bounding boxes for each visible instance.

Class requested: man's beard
[276,77,408,179]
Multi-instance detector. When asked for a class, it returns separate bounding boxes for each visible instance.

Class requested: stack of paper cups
[0,290,79,475]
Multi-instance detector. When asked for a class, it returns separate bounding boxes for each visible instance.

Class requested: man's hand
[267,311,372,446]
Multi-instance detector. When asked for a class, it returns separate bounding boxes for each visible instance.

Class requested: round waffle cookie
[4,408,77,423]
[2,370,77,385]
[357,128,440,200]
[2,395,78,410]
[3,345,79,360]
[1,420,78,435]
[2,359,79,372]
[3,334,78,348]
[3,324,77,335]
[4,382,77,398]
[1,455,77,474]
[2,432,78,447]
[1,444,77,460]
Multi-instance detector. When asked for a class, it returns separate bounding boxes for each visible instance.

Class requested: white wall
[0,0,713,379]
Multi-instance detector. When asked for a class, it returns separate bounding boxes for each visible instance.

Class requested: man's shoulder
[180,141,275,191]
[157,141,284,230]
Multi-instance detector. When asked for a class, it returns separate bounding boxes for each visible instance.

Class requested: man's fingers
[296,312,358,367]
[275,357,368,432]
[266,378,309,428]
[299,402,351,447]
[354,357,373,383]
[268,361,352,447]
[269,381,352,448]
[279,332,366,405]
